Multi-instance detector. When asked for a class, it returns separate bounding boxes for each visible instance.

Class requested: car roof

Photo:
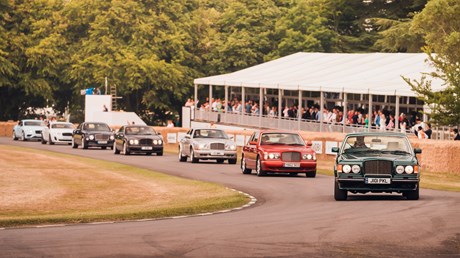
[259,130,301,135]
[49,121,72,125]
[193,128,224,130]
[22,119,43,122]
[345,132,407,137]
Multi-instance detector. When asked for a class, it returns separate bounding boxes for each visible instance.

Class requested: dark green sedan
[332,132,422,201]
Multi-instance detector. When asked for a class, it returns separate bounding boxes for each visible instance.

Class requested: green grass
[0,145,249,228]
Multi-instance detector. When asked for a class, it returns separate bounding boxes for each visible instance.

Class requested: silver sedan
[178,128,237,164]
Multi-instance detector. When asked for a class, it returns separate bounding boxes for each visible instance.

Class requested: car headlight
[109,135,115,140]
[343,165,352,173]
[264,153,280,159]
[158,139,162,145]
[89,135,95,140]
[396,165,405,174]
[303,154,313,160]
[405,165,414,174]
[153,140,158,145]
[225,144,236,150]
[198,143,208,150]
[352,165,361,173]
[129,139,139,145]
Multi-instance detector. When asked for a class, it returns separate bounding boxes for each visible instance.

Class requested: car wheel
[41,134,46,144]
[157,151,163,156]
[146,152,152,156]
[20,131,26,141]
[334,180,348,201]
[113,142,120,154]
[12,131,18,141]
[403,186,419,200]
[101,146,107,150]
[306,171,316,178]
[241,156,252,174]
[82,138,88,149]
[49,135,54,145]
[216,159,224,164]
[290,173,298,176]
[123,142,130,155]
[178,146,187,162]
[256,156,266,177]
[228,158,237,164]
[190,148,199,163]
[72,138,78,148]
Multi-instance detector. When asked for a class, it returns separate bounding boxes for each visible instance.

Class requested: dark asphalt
[1,137,459,257]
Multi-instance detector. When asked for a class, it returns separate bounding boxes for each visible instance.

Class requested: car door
[42,124,50,141]
[243,132,259,169]
[182,129,193,156]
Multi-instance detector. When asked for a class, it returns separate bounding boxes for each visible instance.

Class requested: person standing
[425,123,432,139]
[454,129,460,140]
[417,126,427,139]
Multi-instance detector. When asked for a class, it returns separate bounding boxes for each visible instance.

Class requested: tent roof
[194,52,445,97]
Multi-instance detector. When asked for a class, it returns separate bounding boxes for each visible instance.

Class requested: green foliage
[404,0,460,126]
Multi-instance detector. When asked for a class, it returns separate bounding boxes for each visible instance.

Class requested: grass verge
[0,145,249,228]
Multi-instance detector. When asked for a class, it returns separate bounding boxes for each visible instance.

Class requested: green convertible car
[332,132,422,201]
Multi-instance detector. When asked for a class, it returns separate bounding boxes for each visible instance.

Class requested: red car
[241,131,317,177]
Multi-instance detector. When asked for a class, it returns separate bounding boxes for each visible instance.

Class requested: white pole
[368,93,372,131]
[105,77,108,95]
[259,86,263,128]
[320,90,324,132]
[395,95,400,132]
[298,89,302,131]
[343,92,347,133]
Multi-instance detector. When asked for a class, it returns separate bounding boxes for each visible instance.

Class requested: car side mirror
[230,136,234,140]
[157,132,162,136]
[249,141,257,145]
[185,135,190,139]
[331,147,339,153]
[414,148,422,154]
[305,140,312,147]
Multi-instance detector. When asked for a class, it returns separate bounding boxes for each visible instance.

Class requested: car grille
[95,134,109,141]
[62,133,72,136]
[140,139,153,145]
[282,152,301,162]
[210,143,225,150]
[364,160,392,175]
[35,130,42,134]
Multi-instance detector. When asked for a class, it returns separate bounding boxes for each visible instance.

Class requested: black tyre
[178,146,187,162]
[241,156,252,174]
[82,138,88,149]
[228,158,237,164]
[256,157,266,177]
[403,186,419,200]
[290,173,298,176]
[20,132,26,141]
[41,134,46,144]
[113,142,120,154]
[12,131,18,141]
[190,148,199,163]
[146,152,152,156]
[306,171,316,178]
[216,159,225,164]
[123,142,130,155]
[334,180,348,201]
[101,146,107,150]
[49,135,54,145]
[72,138,78,148]
[157,151,163,156]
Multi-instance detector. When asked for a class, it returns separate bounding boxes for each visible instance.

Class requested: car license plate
[98,141,107,144]
[141,146,153,150]
[366,178,391,184]
[284,163,300,168]
[212,151,224,156]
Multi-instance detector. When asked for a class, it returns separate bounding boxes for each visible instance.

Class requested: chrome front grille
[210,143,225,150]
[140,139,153,145]
[62,133,72,136]
[95,134,109,141]
[364,160,392,175]
[35,130,42,134]
[281,152,301,162]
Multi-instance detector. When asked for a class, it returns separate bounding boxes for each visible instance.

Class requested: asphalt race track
[1,137,459,257]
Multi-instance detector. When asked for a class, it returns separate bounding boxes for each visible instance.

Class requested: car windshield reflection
[193,129,228,139]
[260,133,305,146]
[125,126,155,135]
[343,135,411,155]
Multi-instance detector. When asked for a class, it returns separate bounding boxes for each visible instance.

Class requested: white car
[12,119,47,141]
[41,122,74,145]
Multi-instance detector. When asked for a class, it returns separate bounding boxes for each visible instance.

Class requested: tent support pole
[194,84,198,109]
[298,89,302,131]
[224,84,228,123]
[368,94,372,131]
[209,85,213,122]
[259,87,263,128]
[343,92,348,133]
[395,96,400,132]
[320,91,324,132]
[241,86,245,125]
[278,88,282,129]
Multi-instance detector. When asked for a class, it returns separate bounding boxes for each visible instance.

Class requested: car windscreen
[260,133,305,146]
[83,123,111,131]
[51,123,73,129]
[342,135,411,154]
[24,121,45,126]
[125,126,155,135]
[193,129,228,139]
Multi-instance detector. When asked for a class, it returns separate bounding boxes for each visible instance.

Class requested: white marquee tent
[194,52,445,97]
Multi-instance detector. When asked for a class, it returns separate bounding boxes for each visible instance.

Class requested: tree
[403,0,460,126]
